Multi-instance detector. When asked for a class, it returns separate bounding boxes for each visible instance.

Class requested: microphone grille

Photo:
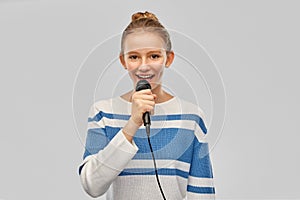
[135,80,151,91]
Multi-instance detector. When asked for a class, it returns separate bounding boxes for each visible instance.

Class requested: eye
[151,54,160,59]
[128,55,138,60]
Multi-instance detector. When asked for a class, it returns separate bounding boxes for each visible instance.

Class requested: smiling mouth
[136,74,155,79]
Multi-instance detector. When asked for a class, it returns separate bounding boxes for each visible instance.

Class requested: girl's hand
[130,89,157,126]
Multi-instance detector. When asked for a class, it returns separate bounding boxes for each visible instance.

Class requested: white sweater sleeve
[79,130,139,198]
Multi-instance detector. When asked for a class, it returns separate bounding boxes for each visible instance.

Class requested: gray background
[0,0,299,199]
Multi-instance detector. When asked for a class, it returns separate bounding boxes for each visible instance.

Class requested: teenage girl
[79,11,216,200]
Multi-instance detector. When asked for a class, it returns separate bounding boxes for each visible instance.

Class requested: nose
[138,57,151,72]
[138,64,151,72]
[141,56,149,66]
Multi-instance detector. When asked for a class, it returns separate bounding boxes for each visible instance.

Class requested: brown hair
[120,11,172,55]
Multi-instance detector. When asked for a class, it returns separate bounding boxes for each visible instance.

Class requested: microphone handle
[143,111,151,137]
[143,111,151,126]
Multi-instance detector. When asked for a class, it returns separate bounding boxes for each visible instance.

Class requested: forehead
[123,31,165,54]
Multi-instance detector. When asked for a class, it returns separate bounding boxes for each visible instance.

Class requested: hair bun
[131,11,159,22]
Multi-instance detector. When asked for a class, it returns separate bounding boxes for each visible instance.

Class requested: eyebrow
[125,50,163,54]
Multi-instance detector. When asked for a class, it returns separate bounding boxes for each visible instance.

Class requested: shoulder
[175,98,209,140]
[176,97,208,132]
[88,97,118,117]
[176,97,207,119]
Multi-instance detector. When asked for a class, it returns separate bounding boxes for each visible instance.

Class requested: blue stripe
[88,112,129,122]
[132,127,195,163]
[81,127,213,178]
[119,168,189,179]
[152,114,207,133]
[82,128,110,159]
[99,126,195,163]
[88,111,207,134]
[83,126,195,164]
[187,185,215,194]
[189,140,214,178]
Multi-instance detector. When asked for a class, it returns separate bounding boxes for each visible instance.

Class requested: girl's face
[120,31,174,90]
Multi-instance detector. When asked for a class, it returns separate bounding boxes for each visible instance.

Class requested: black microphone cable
[146,124,166,200]
[136,80,166,200]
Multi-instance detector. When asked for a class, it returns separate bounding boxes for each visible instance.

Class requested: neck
[151,84,164,100]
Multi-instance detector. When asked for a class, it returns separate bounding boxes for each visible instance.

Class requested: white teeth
[137,75,153,79]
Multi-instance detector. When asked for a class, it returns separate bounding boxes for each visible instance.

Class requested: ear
[165,51,175,68]
[119,53,127,69]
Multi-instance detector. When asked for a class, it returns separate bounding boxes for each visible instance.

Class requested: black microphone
[135,80,151,136]
[135,80,166,199]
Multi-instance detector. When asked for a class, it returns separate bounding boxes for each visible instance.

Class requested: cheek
[153,64,165,74]
[127,66,138,79]
[125,60,140,71]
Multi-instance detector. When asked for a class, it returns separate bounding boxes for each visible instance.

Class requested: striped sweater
[78,96,215,199]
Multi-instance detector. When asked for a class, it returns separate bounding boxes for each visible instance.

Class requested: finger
[140,99,155,106]
[139,94,155,101]
[136,89,152,95]
[143,103,155,114]
[143,105,155,112]
[131,99,155,109]
[133,91,154,100]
